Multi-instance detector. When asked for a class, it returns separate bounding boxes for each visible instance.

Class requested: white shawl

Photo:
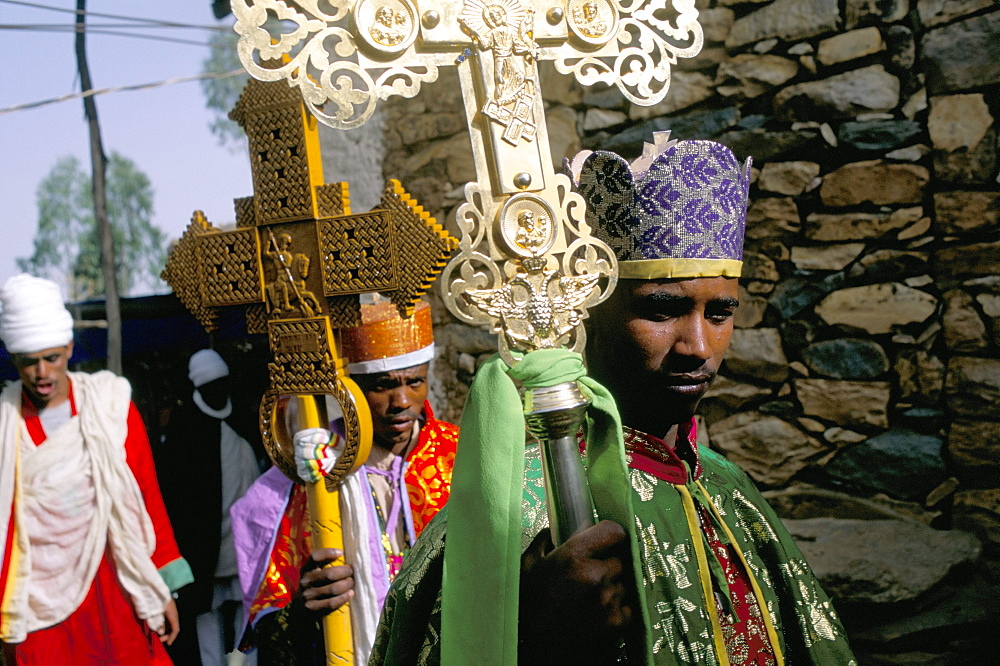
[0,371,171,642]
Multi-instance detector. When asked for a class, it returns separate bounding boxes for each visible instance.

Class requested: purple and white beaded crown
[568,132,752,279]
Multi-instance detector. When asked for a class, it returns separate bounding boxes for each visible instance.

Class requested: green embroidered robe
[372,430,856,665]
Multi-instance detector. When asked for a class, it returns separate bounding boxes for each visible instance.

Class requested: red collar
[577,418,702,484]
[403,400,436,463]
[622,421,702,484]
[420,399,435,424]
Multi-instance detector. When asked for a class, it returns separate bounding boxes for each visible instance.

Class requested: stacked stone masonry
[382,1,1000,662]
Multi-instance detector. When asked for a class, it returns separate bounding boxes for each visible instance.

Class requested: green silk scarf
[440,349,653,665]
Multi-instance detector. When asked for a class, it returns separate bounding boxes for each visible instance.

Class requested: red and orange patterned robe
[245,401,457,626]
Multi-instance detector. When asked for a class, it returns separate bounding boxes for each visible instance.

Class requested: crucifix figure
[161,75,455,665]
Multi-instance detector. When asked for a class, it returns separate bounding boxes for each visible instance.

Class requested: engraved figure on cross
[514,209,550,253]
[466,258,599,350]
[460,0,539,145]
[265,230,321,318]
[573,1,608,38]
[369,6,407,46]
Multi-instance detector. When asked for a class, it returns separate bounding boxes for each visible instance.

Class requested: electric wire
[0,0,230,31]
[0,25,216,47]
[0,22,228,32]
[0,0,247,115]
[0,69,247,115]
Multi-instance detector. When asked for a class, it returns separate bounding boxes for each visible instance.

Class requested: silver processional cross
[231,0,704,540]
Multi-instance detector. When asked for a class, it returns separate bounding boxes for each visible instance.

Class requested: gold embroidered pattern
[649,598,718,663]
[639,519,695,591]
[779,559,843,647]
[397,520,445,602]
[520,445,549,550]
[732,488,780,543]
[741,549,774,590]
[632,468,657,502]
[708,490,729,517]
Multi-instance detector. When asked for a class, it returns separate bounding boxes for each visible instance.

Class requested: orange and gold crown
[339,300,434,374]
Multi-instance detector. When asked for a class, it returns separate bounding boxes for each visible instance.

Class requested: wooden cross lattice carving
[231,0,704,361]
[163,76,456,482]
[162,76,455,664]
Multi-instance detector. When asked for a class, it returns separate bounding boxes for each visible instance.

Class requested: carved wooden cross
[161,76,455,664]
[232,0,704,358]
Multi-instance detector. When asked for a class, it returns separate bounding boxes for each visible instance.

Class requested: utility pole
[75,0,122,374]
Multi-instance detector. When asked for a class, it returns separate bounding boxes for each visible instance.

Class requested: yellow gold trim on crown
[618,258,743,280]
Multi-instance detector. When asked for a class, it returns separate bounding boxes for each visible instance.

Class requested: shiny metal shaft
[538,434,595,545]
[523,381,595,545]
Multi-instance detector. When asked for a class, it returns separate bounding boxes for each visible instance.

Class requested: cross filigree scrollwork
[553,0,704,105]
[232,0,702,361]
[233,0,703,129]
[232,0,442,129]
[439,173,617,362]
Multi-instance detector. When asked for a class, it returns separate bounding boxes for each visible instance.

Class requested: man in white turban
[0,274,194,665]
[155,348,261,666]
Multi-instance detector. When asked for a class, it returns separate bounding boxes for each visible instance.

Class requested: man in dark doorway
[156,349,260,665]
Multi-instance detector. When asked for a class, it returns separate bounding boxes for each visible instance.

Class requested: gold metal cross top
[231,0,704,362]
[161,76,456,482]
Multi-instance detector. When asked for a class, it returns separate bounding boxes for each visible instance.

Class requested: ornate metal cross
[161,75,456,663]
[231,0,703,361]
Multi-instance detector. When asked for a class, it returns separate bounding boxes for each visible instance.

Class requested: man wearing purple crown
[371,136,856,665]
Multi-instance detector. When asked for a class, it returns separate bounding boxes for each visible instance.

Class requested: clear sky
[0,0,252,296]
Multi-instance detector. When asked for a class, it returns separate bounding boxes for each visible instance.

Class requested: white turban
[188,349,229,388]
[0,274,74,354]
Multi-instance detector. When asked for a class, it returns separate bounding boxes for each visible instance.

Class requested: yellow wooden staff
[296,384,372,665]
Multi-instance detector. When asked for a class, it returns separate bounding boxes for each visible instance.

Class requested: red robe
[0,383,186,665]
[248,402,458,622]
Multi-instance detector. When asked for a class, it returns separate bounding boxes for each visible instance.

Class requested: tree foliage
[201,28,249,148]
[18,153,167,300]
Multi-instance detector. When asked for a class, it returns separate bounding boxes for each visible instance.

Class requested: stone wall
[319,111,388,213]
[380,1,1000,661]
